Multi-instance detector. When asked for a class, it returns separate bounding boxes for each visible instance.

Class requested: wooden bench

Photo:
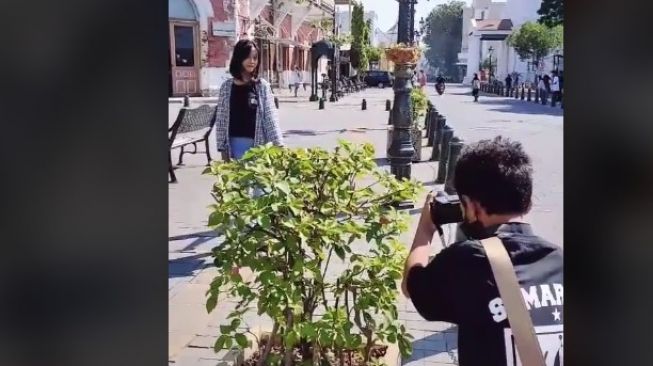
[168,104,216,183]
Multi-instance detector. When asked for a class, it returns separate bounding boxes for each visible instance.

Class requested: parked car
[364,70,394,88]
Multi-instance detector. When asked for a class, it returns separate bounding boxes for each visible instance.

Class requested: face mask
[459,199,496,240]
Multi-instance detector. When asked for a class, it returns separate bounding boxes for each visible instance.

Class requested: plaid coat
[214,78,284,152]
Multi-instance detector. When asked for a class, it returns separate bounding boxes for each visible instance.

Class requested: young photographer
[401,136,563,366]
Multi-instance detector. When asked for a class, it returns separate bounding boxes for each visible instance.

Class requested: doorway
[169,20,200,97]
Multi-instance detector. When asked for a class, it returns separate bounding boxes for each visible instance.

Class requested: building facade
[335,10,379,46]
[459,0,562,85]
[169,0,335,97]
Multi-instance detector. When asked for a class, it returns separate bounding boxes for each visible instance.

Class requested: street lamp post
[388,0,416,187]
[330,9,339,102]
[488,46,494,81]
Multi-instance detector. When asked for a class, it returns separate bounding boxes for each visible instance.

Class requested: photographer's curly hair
[454,136,533,215]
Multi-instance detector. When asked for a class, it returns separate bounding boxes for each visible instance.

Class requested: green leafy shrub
[410,87,429,125]
[204,141,422,365]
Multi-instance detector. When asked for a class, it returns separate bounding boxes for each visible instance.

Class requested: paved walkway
[168,84,563,365]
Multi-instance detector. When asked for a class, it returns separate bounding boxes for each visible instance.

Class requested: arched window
[169,0,197,20]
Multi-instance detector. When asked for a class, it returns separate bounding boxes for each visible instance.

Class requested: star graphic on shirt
[552,308,561,321]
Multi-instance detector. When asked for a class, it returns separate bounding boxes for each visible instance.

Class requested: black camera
[430,190,463,225]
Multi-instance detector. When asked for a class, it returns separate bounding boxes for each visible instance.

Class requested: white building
[460,0,561,85]
[335,10,379,46]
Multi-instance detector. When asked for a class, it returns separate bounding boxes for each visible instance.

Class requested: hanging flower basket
[385,44,421,65]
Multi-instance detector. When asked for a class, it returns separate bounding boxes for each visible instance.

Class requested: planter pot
[241,327,401,366]
[385,46,421,65]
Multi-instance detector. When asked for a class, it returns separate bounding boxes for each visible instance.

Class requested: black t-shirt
[407,223,563,366]
[543,75,551,90]
[229,83,257,139]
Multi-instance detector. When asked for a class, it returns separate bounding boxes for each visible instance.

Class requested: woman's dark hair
[473,73,479,79]
[229,39,260,80]
[454,136,533,215]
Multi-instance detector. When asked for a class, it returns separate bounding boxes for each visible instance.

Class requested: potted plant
[385,43,422,65]
[409,88,428,162]
[204,141,421,366]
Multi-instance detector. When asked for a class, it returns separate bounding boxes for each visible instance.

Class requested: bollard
[183,95,190,107]
[362,99,367,110]
[534,88,539,103]
[426,110,437,147]
[551,93,557,107]
[319,98,325,110]
[430,115,446,162]
[274,96,280,109]
[386,99,391,111]
[387,107,393,125]
[527,87,532,102]
[521,87,525,100]
[541,91,547,105]
[515,88,519,99]
[436,126,454,183]
[509,88,513,97]
[444,137,465,195]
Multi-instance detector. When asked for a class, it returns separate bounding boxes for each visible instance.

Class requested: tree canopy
[422,1,465,76]
[508,22,563,62]
[350,1,371,70]
[537,0,563,27]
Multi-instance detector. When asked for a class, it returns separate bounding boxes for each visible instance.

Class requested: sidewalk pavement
[169,82,359,105]
[169,87,460,365]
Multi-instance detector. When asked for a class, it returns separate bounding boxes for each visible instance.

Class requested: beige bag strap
[481,236,546,366]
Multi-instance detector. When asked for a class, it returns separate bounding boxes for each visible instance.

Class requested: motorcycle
[435,82,445,95]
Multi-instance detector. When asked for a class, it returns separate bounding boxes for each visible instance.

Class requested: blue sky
[349,0,472,32]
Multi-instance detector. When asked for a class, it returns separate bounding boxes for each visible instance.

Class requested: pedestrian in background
[471,73,481,102]
[418,70,427,90]
[504,74,512,94]
[214,39,284,162]
[551,70,561,106]
[291,65,303,97]
[538,76,548,105]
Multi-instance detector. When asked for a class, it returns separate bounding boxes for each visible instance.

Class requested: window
[174,26,195,67]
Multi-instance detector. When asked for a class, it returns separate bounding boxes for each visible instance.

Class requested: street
[168,83,563,365]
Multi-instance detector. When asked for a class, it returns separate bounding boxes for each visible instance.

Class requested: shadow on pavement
[169,253,211,278]
[169,230,218,241]
[283,129,350,137]
[479,98,563,116]
[172,236,217,253]
[405,324,459,364]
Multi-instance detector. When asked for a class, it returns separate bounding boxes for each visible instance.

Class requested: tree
[350,1,371,70]
[538,0,563,27]
[366,46,383,63]
[205,141,421,364]
[508,22,563,66]
[422,1,465,77]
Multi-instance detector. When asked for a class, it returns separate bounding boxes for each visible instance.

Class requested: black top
[229,82,257,139]
[543,74,551,90]
[407,223,563,366]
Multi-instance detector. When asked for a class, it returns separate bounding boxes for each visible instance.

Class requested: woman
[471,73,481,102]
[214,39,284,161]
[418,70,427,90]
[538,75,548,105]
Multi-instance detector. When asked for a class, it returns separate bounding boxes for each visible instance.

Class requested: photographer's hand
[401,193,442,298]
